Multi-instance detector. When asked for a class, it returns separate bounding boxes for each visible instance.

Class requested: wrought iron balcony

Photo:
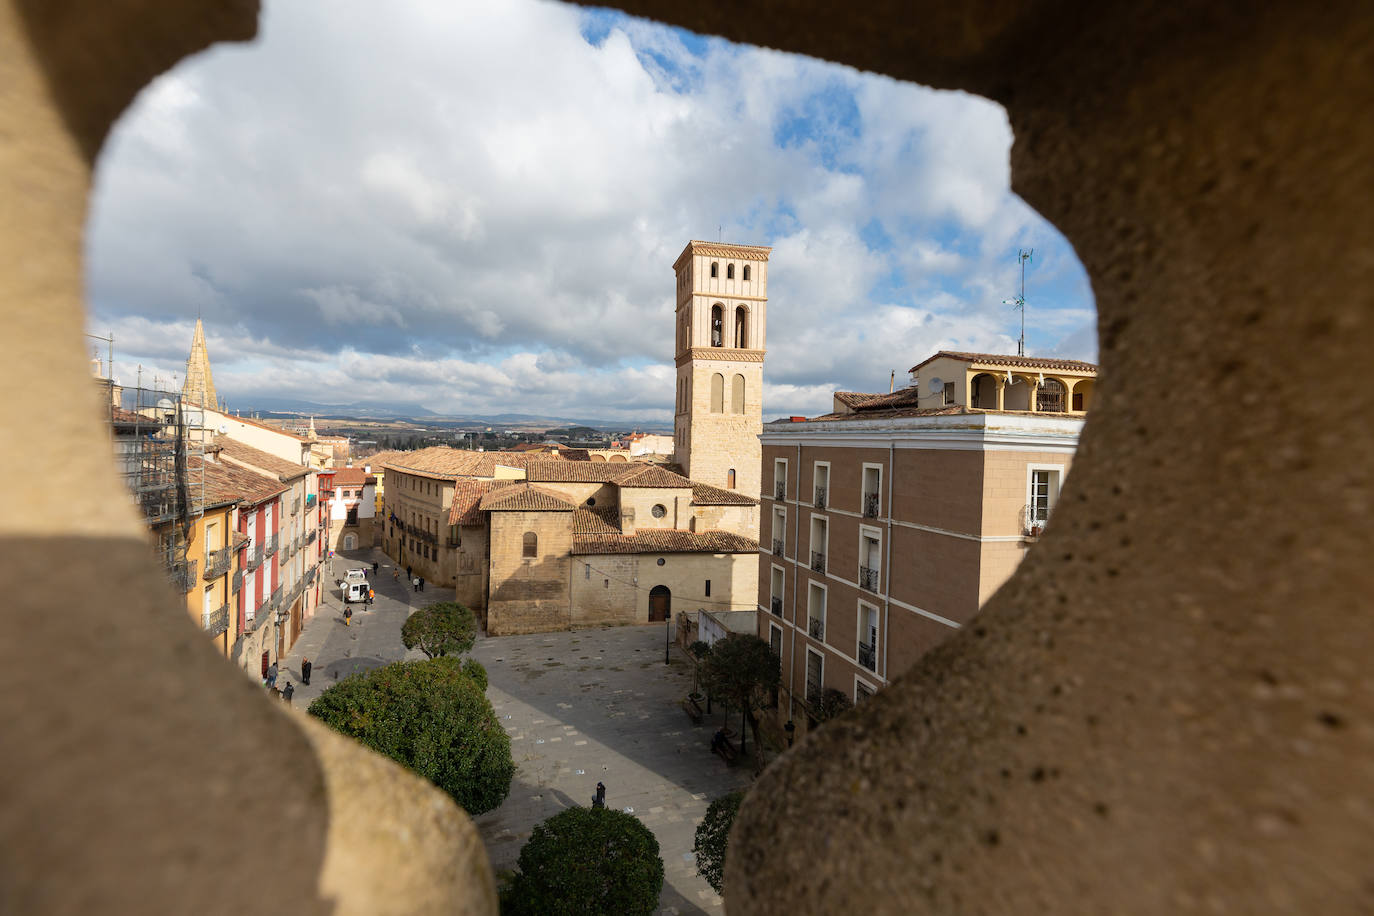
[203,547,232,579]
[264,535,278,556]
[814,486,827,509]
[203,603,230,637]
[859,565,879,592]
[267,585,283,611]
[231,569,243,593]
[810,551,826,574]
[772,538,784,556]
[808,616,824,640]
[246,545,263,570]
[863,493,880,518]
[770,596,782,616]
[417,528,438,545]
[305,493,317,509]
[774,482,785,500]
[167,559,198,593]
[307,529,317,543]
[858,641,876,671]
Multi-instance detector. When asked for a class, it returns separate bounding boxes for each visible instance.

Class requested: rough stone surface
[4,0,1372,912]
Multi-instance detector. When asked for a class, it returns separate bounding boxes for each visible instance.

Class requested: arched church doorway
[649,585,671,622]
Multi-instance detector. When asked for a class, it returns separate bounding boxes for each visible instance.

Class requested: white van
[339,575,370,603]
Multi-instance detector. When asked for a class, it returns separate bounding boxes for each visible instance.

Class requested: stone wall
[486,510,572,635]
[569,550,759,627]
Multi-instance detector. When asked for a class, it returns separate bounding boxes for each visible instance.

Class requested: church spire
[182,318,218,410]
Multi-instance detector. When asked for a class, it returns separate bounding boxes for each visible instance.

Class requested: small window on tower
[728,469,736,489]
[727,263,735,279]
[743,265,751,281]
[710,262,718,278]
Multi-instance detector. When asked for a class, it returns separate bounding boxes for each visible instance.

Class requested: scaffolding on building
[101,377,207,594]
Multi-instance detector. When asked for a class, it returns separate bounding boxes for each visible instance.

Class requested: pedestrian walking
[418,576,425,592]
[372,561,379,574]
[366,588,374,606]
[265,662,278,689]
[344,606,353,627]
[406,565,412,580]
[392,568,399,581]
[592,782,606,809]
[412,576,420,593]
[301,657,312,686]
[282,682,295,705]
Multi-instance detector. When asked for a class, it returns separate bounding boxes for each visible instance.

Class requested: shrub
[307,657,512,815]
[461,658,488,692]
[502,807,664,916]
[812,686,854,724]
[693,790,745,894]
[401,601,477,658]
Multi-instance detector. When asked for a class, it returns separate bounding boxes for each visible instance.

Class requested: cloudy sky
[86,0,1096,424]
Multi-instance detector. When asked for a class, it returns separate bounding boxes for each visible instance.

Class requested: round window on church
[657,558,666,567]
[586,497,596,506]
[652,504,666,518]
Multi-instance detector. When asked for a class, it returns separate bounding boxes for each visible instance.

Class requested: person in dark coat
[344,606,353,627]
[282,682,295,705]
[301,658,312,686]
[265,662,278,689]
[418,576,425,592]
[592,782,606,809]
[406,565,412,580]
[372,561,379,574]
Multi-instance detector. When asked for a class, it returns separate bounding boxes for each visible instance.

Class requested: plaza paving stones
[472,624,754,915]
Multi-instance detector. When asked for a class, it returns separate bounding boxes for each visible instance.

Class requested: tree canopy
[698,633,780,761]
[401,601,477,658]
[812,686,854,724]
[307,657,512,815]
[693,790,745,894]
[501,807,664,916]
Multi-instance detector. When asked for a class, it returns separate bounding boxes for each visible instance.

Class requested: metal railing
[814,486,827,509]
[772,538,784,556]
[859,566,879,592]
[863,493,880,518]
[231,569,243,593]
[245,544,263,570]
[770,596,782,616]
[774,482,786,500]
[203,603,230,636]
[808,616,825,640]
[168,559,199,593]
[417,528,437,545]
[264,535,278,556]
[267,585,283,611]
[810,551,826,574]
[806,678,823,710]
[203,548,232,579]
[858,641,876,671]
[307,529,317,543]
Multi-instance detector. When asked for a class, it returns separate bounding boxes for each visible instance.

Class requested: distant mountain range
[227,395,672,432]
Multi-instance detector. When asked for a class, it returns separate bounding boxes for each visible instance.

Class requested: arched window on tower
[728,468,736,489]
[734,306,748,348]
[732,374,745,414]
[710,262,719,279]
[711,304,724,347]
[710,373,724,413]
[743,265,751,281]
[727,263,735,280]
[522,532,538,558]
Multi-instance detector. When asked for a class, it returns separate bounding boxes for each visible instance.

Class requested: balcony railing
[814,486,827,509]
[202,603,230,637]
[246,545,263,570]
[305,493,317,509]
[859,565,879,592]
[774,482,785,500]
[307,529,317,543]
[808,616,824,640]
[264,535,278,556]
[810,551,826,574]
[772,538,784,556]
[203,547,232,579]
[267,585,283,611]
[770,596,782,616]
[805,679,823,710]
[858,641,876,671]
[417,528,438,545]
[231,569,243,593]
[167,558,198,593]
[863,493,880,518]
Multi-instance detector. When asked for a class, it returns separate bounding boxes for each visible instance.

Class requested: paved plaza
[280,546,753,915]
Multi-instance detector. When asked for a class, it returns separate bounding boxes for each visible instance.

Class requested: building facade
[758,351,1093,737]
[672,240,770,514]
[324,467,376,553]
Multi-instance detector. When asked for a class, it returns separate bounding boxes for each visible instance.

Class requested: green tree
[401,601,477,658]
[501,807,664,916]
[698,634,781,765]
[693,790,745,894]
[307,657,512,815]
[688,640,711,695]
[461,658,488,692]
[812,686,854,724]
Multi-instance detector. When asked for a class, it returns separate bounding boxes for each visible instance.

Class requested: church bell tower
[672,241,770,503]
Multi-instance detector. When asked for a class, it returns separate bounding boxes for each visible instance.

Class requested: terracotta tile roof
[909,350,1099,374]
[572,526,758,556]
[199,457,288,507]
[615,465,694,488]
[381,447,555,479]
[109,406,147,425]
[356,450,408,471]
[213,436,311,480]
[479,483,577,512]
[556,448,592,461]
[525,460,637,483]
[572,505,622,536]
[329,468,375,487]
[673,240,773,268]
[448,480,500,525]
[690,482,759,506]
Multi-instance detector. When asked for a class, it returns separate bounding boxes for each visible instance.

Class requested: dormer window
[710,262,718,279]
[727,263,735,280]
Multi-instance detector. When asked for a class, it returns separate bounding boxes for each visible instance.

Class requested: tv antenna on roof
[1002,248,1034,357]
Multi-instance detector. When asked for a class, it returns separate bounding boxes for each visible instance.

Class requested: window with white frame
[807,582,826,642]
[813,461,829,509]
[855,679,875,703]
[773,458,787,500]
[805,648,825,713]
[857,603,879,672]
[770,565,784,616]
[1027,465,1065,532]
[861,464,882,518]
[772,507,786,556]
[809,515,827,574]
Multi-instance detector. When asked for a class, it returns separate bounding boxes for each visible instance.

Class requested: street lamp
[784,720,796,747]
[664,610,672,665]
